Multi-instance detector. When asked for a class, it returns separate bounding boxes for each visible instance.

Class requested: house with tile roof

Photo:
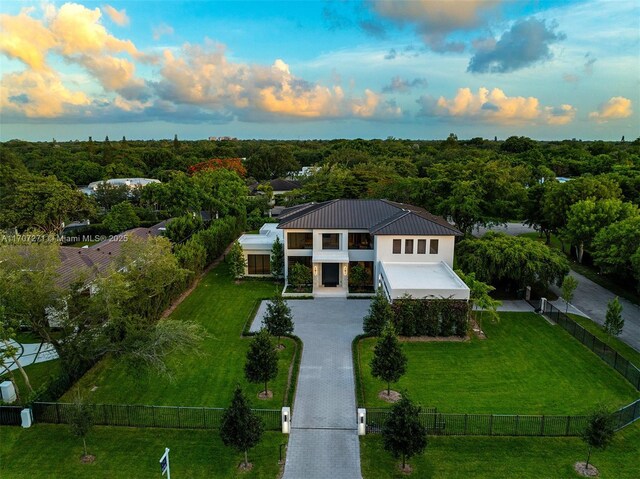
[239,199,470,300]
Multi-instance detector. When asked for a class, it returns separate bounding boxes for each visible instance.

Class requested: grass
[61,262,297,409]
[360,420,640,479]
[0,424,286,478]
[0,360,61,404]
[519,232,640,305]
[356,313,638,414]
[568,314,640,367]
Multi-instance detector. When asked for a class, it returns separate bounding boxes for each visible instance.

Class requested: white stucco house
[238,199,470,300]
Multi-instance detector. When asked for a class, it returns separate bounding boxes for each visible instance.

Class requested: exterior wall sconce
[343,265,348,276]
[313,265,318,276]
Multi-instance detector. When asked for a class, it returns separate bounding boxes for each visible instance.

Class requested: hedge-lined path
[252,299,370,479]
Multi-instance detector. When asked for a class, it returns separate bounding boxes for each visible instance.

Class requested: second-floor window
[348,232,373,250]
[405,239,414,254]
[392,239,401,254]
[430,239,439,254]
[288,232,313,249]
[322,233,340,249]
[417,239,426,254]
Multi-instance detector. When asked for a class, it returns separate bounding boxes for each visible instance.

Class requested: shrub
[288,263,312,291]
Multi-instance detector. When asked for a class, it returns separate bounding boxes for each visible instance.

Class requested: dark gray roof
[277,199,461,236]
[249,178,301,194]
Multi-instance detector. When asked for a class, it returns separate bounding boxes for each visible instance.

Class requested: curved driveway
[254,298,369,479]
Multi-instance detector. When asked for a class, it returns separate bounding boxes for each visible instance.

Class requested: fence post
[127,405,131,427]
[464,414,468,435]
[565,416,571,436]
[540,416,545,436]
[55,402,61,424]
[152,406,157,427]
[177,407,181,428]
[515,415,519,435]
[489,415,493,436]
[103,404,107,425]
[613,351,619,371]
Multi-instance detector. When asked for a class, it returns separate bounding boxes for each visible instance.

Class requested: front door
[322,263,339,287]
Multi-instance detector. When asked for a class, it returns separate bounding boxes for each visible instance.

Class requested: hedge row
[390,297,469,337]
[173,215,244,276]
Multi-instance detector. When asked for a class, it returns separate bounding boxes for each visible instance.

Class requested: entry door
[322,263,339,287]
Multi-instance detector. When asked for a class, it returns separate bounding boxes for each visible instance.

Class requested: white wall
[375,235,456,267]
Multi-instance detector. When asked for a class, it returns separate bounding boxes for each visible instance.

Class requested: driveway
[253,298,370,479]
[474,222,536,237]
[551,271,640,352]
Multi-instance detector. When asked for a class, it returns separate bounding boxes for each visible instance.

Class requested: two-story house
[240,199,470,300]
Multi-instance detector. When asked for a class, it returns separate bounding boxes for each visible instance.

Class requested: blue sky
[0,0,638,140]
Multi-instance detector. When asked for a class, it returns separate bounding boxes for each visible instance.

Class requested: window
[248,255,270,274]
[405,239,414,254]
[417,239,426,254]
[288,256,312,274]
[392,239,401,254]
[322,233,340,250]
[348,232,373,250]
[287,232,312,249]
[430,239,439,254]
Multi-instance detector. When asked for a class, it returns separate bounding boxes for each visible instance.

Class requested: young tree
[220,385,264,469]
[456,270,501,329]
[561,275,579,314]
[603,297,624,338]
[270,236,284,279]
[288,263,312,291]
[382,395,428,471]
[349,264,368,292]
[581,407,615,472]
[0,308,32,399]
[371,323,407,396]
[244,329,278,397]
[228,241,246,280]
[363,290,393,336]
[262,295,294,347]
[68,391,94,460]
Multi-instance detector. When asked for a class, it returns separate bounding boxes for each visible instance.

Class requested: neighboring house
[248,178,301,198]
[79,178,161,196]
[237,223,283,277]
[240,199,470,300]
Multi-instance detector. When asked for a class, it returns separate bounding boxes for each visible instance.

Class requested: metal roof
[277,199,461,236]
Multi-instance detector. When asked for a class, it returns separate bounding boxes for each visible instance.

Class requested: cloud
[545,104,576,125]
[102,5,129,26]
[370,0,502,52]
[382,76,427,93]
[153,23,174,40]
[0,11,56,71]
[583,52,596,75]
[589,97,633,122]
[418,87,575,126]
[562,73,579,83]
[468,18,565,73]
[384,48,396,60]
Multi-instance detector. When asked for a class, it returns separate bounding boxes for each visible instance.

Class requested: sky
[0,0,638,141]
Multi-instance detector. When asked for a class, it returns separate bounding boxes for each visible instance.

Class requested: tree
[288,263,312,291]
[603,297,624,338]
[102,201,140,234]
[220,385,264,469]
[262,295,294,347]
[581,407,615,472]
[270,236,284,279]
[93,182,130,211]
[363,290,393,336]
[246,145,299,180]
[244,329,278,396]
[456,270,501,329]
[68,391,94,459]
[381,394,428,471]
[370,323,407,396]
[164,214,204,244]
[0,307,33,399]
[438,180,485,235]
[561,275,579,313]
[592,217,640,290]
[228,241,246,280]
[349,264,368,292]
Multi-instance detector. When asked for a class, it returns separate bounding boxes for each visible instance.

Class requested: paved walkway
[1,340,58,374]
[253,299,370,479]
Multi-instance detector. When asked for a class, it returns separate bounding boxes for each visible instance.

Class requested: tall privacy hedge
[390,296,469,337]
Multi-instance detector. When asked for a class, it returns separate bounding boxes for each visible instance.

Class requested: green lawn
[356,313,638,414]
[61,263,296,408]
[0,424,285,478]
[519,232,640,305]
[360,420,640,479]
[568,314,640,367]
[0,360,61,404]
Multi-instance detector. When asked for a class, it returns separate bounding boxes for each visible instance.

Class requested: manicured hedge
[390,296,469,337]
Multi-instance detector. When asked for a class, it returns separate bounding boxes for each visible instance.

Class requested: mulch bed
[399,335,469,343]
[378,390,401,403]
[80,455,95,464]
[257,390,273,400]
[574,462,599,477]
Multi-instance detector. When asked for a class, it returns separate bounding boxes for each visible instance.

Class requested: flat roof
[238,223,283,250]
[381,262,469,292]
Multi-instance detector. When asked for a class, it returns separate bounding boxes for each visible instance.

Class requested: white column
[281,407,291,434]
[358,408,366,436]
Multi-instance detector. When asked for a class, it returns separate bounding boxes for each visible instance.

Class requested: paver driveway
[253,298,370,479]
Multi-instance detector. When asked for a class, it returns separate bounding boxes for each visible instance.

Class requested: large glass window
[322,233,340,250]
[430,239,439,254]
[348,232,373,250]
[288,256,312,274]
[417,239,426,254]
[348,261,374,292]
[248,255,270,274]
[392,239,401,254]
[405,239,414,254]
[287,232,312,249]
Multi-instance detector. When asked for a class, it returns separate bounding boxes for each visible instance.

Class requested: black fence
[539,300,640,391]
[31,402,281,431]
[0,406,23,426]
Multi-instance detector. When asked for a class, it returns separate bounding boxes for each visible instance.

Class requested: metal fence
[540,300,640,391]
[31,402,281,431]
[0,406,23,426]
